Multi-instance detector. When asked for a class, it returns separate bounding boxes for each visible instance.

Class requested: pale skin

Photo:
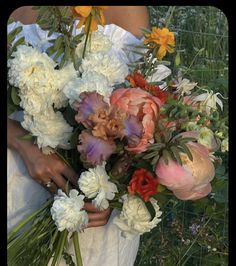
[8,6,150,227]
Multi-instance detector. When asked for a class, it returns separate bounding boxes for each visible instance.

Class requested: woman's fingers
[61,165,79,187]
[45,181,58,194]
[87,208,112,221]
[51,174,68,192]
[86,220,109,228]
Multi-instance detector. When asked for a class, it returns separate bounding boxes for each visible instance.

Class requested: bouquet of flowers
[7,6,228,266]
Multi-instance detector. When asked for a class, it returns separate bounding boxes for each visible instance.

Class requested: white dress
[7,21,142,266]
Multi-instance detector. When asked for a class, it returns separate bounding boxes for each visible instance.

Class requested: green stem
[82,15,92,59]
[51,230,69,266]
[73,232,83,266]
[7,199,53,242]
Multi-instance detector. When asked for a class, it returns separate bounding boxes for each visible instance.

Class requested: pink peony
[110,88,162,153]
[155,142,215,200]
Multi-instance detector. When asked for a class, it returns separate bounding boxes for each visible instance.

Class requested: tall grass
[134,6,228,266]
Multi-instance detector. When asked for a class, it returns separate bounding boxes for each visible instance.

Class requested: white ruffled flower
[76,31,112,57]
[174,78,197,96]
[53,63,78,108]
[21,109,73,151]
[78,162,118,210]
[8,45,56,92]
[51,189,89,232]
[192,90,224,114]
[221,137,228,152]
[113,195,162,240]
[80,52,129,86]
[63,71,112,104]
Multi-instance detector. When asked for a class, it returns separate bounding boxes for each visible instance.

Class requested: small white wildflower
[113,195,162,240]
[174,78,197,96]
[51,189,88,232]
[221,137,228,152]
[192,90,225,114]
[147,64,171,83]
[78,162,118,210]
[212,248,217,252]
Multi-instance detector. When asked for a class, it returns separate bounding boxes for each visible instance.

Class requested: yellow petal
[156,46,167,60]
[74,6,92,17]
[76,17,86,29]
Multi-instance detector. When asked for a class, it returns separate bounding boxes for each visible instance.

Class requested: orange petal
[156,46,167,60]
[76,17,86,29]
[74,6,92,17]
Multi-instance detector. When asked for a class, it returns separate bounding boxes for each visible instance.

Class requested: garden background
[134,6,228,266]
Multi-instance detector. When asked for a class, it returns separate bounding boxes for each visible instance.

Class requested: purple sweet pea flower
[78,130,116,165]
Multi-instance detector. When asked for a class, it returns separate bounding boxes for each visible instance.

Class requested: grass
[134,6,228,266]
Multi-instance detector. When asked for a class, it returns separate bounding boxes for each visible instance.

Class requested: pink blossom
[110,88,161,153]
[155,142,215,200]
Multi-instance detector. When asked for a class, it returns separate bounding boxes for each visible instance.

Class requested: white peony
[21,109,73,151]
[63,71,112,104]
[113,195,162,240]
[80,52,129,86]
[78,162,118,210]
[51,189,89,232]
[76,31,112,57]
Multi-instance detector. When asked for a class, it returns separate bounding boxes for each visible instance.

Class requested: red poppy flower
[128,168,159,202]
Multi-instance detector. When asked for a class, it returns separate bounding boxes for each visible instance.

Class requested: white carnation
[80,52,129,86]
[76,31,112,57]
[63,71,112,104]
[53,63,78,109]
[21,109,73,150]
[8,45,56,92]
[51,189,89,232]
[113,195,162,240]
[78,162,118,210]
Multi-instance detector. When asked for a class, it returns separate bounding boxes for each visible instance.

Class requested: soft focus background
[134,6,228,266]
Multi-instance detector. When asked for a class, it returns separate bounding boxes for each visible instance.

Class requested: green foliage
[135,6,228,266]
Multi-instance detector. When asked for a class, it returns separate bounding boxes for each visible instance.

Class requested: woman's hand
[84,202,112,228]
[7,119,78,193]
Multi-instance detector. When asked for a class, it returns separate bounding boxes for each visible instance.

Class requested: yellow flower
[72,6,108,33]
[144,27,175,60]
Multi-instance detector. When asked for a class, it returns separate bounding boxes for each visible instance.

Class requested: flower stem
[51,230,69,266]
[82,15,92,59]
[73,232,83,266]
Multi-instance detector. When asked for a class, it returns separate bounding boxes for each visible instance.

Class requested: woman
[8,6,150,265]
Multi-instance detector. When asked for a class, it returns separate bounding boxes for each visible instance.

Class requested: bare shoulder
[9,6,38,24]
[104,6,150,38]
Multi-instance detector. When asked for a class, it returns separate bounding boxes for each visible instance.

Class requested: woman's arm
[10,6,150,38]
[104,6,150,38]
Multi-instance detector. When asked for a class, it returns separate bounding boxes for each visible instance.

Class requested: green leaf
[54,35,64,50]
[145,201,156,220]
[11,36,25,51]
[212,179,228,203]
[178,143,193,161]
[143,150,159,160]
[11,86,21,105]
[46,45,56,57]
[18,134,33,141]
[174,51,181,66]
[8,26,23,44]
[170,145,182,165]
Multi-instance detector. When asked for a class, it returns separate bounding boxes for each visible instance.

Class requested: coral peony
[155,142,215,200]
[110,88,161,153]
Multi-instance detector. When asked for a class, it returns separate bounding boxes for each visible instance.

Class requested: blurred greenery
[134,6,228,266]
